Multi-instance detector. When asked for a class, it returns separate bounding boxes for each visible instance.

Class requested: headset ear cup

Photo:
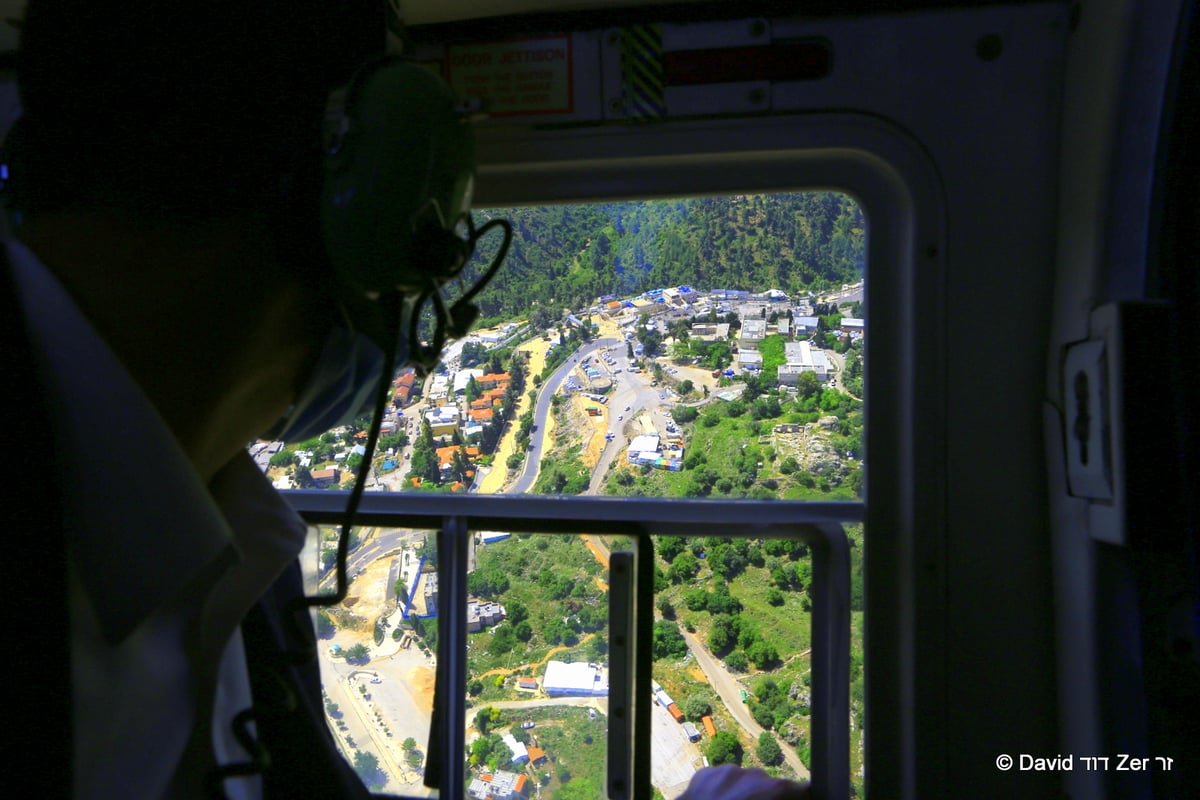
[321,60,476,300]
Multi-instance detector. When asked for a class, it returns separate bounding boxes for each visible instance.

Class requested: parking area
[649,701,702,798]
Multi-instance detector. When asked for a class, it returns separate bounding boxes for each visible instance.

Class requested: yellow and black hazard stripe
[621,24,665,119]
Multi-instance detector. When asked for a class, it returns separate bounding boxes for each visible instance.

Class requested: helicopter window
[280,186,875,798]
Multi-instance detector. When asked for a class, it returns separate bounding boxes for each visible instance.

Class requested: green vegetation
[652,620,689,661]
[707,730,743,766]
[462,194,865,324]
[343,643,370,665]
[757,732,784,766]
[466,534,606,682]
[758,334,787,383]
[533,453,591,495]
[606,380,862,501]
[522,707,606,799]
[352,751,382,790]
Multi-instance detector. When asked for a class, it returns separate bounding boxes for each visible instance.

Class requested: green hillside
[464,193,865,325]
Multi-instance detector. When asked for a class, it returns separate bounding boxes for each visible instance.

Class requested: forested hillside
[465,193,865,324]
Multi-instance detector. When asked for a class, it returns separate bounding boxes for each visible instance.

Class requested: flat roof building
[543,660,609,697]
[468,771,528,800]
[777,341,832,385]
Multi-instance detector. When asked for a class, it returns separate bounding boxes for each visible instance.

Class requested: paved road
[480,695,609,714]
[680,628,811,781]
[510,338,619,494]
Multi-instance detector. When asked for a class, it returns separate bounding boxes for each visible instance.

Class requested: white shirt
[7,239,308,799]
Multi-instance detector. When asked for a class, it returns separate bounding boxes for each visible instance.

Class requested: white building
[690,322,730,342]
[793,315,820,335]
[453,368,485,395]
[467,600,506,632]
[739,318,768,348]
[500,732,529,764]
[840,317,865,337]
[627,434,661,464]
[738,349,763,371]
[543,660,609,697]
[777,341,832,385]
[424,405,460,436]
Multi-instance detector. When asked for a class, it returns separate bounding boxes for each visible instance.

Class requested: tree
[402,737,417,753]
[450,445,471,484]
[707,731,743,766]
[474,707,502,736]
[668,550,699,583]
[724,650,748,672]
[797,370,822,400]
[490,625,517,655]
[678,379,694,394]
[653,620,689,661]
[747,638,781,669]
[344,643,370,664]
[408,420,440,484]
[708,615,737,654]
[269,449,295,468]
[352,751,381,787]
[507,601,529,625]
[757,732,783,766]
[658,536,687,562]
[684,693,712,721]
[672,405,698,424]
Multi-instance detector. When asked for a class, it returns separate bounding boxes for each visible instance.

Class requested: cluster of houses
[592,283,864,387]
[398,369,514,483]
[466,727,552,799]
[424,370,513,431]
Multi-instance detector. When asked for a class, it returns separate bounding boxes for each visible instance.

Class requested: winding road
[510,337,620,494]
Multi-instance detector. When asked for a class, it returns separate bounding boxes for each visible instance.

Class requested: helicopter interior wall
[1048,0,1198,797]
[467,5,1069,797]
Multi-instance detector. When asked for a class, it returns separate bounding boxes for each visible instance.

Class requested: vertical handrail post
[809,521,851,800]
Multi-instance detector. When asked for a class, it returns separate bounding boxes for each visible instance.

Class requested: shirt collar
[6,239,301,643]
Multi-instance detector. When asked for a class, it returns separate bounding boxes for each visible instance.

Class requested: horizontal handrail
[285,489,863,530]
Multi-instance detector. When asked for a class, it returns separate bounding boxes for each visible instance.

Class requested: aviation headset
[323,57,510,353]
[259,57,512,444]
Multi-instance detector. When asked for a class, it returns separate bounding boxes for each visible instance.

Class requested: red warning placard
[445,36,574,116]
